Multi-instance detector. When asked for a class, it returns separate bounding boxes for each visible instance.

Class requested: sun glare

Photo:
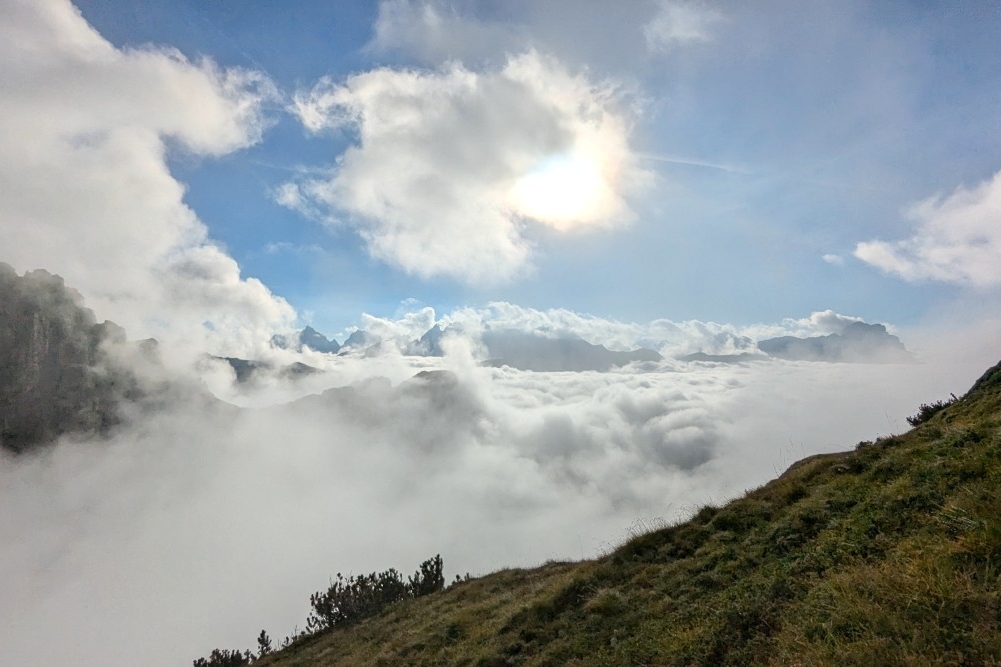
[510,154,609,230]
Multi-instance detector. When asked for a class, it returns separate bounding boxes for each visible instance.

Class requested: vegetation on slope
[242,360,1001,666]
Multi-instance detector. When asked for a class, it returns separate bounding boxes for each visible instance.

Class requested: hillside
[243,358,1001,666]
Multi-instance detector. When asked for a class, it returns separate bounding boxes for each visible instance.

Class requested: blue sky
[5,0,1001,344]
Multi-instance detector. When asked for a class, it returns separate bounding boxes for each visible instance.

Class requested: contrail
[636,152,752,175]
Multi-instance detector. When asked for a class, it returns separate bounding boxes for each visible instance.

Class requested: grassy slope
[259,360,1001,667]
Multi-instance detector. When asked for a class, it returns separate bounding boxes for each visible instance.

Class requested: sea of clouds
[2,318,996,666]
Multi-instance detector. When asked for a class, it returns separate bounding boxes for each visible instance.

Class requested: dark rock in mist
[757,321,912,363]
[681,352,767,363]
[407,324,446,357]
[214,357,321,384]
[339,329,380,353]
[480,330,662,372]
[270,326,341,354]
[277,368,478,454]
[0,263,143,453]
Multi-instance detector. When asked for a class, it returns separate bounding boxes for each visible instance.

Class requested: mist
[1,323,994,666]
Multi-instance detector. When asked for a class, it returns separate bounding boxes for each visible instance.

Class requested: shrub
[196,554,449,666]
[307,568,410,632]
[409,554,445,597]
[907,395,957,427]
[256,630,272,658]
[192,648,252,667]
[305,555,447,632]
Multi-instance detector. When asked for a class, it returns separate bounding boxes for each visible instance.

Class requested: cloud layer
[0,0,295,355]
[286,50,649,283]
[1,333,989,667]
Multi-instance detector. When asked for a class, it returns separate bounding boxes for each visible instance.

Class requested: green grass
[255,360,1001,666]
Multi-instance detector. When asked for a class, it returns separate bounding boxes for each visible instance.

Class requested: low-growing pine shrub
[409,554,445,597]
[192,648,252,667]
[907,394,958,426]
[306,554,447,632]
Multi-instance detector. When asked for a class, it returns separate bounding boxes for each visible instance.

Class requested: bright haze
[1,1,1000,665]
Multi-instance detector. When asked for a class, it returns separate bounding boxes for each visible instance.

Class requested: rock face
[758,322,912,363]
[213,356,321,384]
[339,329,379,353]
[409,324,446,357]
[681,352,765,363]
[0,263,140,453]
[271,326,341,354]
[480,330,662,372]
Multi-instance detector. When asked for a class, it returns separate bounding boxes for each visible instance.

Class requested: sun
[509,153,610,230]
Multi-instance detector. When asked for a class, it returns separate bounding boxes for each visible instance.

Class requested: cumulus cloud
[855,170,1001,287]
[367,0,528,65]
[285,50,650,283]
[644,0,724,52]
[0,0,295,356]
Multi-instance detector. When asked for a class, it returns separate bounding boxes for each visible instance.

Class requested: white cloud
[855,170,1001,287]
[644,0,723,52]
[287,51,650,284]
[367,0,527,65]
[0,0,294,356]
[822,253,845,266]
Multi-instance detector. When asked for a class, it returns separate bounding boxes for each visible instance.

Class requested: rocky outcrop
[757,322,912,363]
[271,326,341,354]
[212,356,321,384]
[0,263,142,453]
[480,330,662,372]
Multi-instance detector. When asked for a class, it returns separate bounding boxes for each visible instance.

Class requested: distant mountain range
[480,330,662,371]
[271,326,340,354]
[0,262,914,454]
[680,352,766,363]
[757,321,912,363]
[270,323,663,372]
[210,357,321,384]
[269,319,911,371]
[678,321,913,364]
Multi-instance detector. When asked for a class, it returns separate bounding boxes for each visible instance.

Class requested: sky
[3,0,1001,344]
[2,1,1001,665]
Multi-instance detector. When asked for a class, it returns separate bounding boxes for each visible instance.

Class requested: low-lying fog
[2,320,996,666]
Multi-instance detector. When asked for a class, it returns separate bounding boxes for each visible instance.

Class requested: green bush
[256,630,272,657]
[192,648,252,667]
[907,394,958,426]
[305,555,446,632]
[307,568,410,631]
[194,554,449,665]
[409,554,445,597]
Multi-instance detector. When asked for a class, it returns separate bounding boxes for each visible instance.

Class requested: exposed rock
[407,324,446,356]
[338,329,381,355]
[480,330,662,372]
[213,356,321,384]
[757,321,912,363]
[270,326,341,354]
[681,352,766,363]
[0,263,142,452]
